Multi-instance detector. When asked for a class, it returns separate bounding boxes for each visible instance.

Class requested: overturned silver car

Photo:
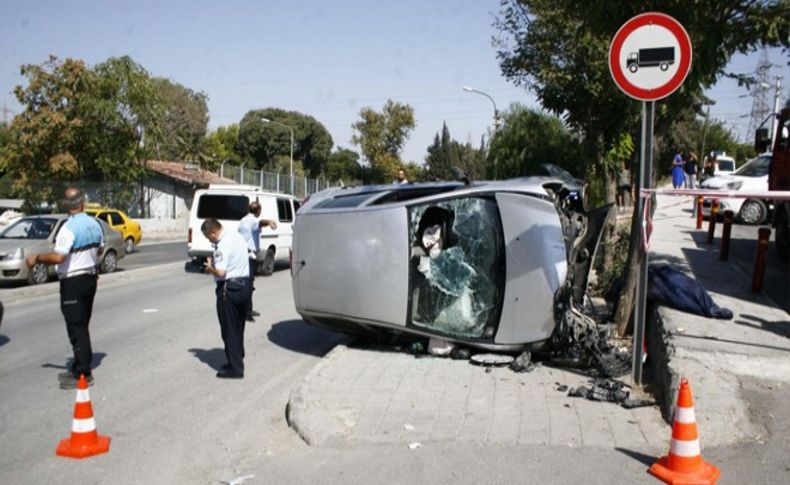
[291,172,609,351]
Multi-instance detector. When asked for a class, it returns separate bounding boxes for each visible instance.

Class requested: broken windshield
[408,197,503,339]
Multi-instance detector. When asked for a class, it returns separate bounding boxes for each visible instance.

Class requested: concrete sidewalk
[286,194,789,450]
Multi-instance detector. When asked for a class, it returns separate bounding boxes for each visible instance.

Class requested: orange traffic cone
[56,374,110,459]
[649,378,720,484]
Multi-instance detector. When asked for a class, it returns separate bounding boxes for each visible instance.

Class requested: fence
[220,164,338,199]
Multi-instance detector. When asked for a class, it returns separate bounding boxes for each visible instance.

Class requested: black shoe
[251,310,261,317]
[245,316,255,322]
[216,370,244,379]
[59,374,93,389]
[58,371,75,381]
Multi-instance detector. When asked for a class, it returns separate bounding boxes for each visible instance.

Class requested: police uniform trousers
[246,259,256,319]
[60,273,98,378]
[216,278,251,373]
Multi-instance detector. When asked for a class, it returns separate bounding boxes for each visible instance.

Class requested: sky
[0,0,787,164]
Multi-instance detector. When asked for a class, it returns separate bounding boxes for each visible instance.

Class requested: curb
[646,304,679,423]
[285,344,354,446]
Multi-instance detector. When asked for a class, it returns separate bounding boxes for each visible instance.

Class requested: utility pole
[700,104,711,159]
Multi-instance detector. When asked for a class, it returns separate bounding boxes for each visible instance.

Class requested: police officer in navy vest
[27,187,104,389]
[201,217,251,378]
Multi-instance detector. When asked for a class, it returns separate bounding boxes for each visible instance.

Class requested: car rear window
[197,194,249,220]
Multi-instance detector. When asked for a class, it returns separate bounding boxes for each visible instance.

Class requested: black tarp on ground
[648,264,733,320]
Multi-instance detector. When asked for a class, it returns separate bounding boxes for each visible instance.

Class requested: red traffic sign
[609,12,692,101]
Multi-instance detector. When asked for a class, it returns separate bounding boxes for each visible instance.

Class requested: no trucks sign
[609,12,692,101]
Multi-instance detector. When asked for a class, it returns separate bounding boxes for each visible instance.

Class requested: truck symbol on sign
[627,47,675,73]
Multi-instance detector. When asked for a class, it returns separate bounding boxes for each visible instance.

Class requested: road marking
[142,308,159,313]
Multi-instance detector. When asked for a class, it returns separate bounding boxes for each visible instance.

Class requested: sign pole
[632,100,654,385]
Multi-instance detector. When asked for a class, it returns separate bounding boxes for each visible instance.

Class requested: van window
[277,198,294,222]
[315,192,379,209]
[197,194,249,220]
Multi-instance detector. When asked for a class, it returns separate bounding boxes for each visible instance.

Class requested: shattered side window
[408,197,504,339]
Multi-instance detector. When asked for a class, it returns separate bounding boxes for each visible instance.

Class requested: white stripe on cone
[75,389,90,403]
[71,417,97,433]
[670,438,701,457]
[674,406,696,424]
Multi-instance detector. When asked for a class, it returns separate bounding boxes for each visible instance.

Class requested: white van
[187,184,300,275]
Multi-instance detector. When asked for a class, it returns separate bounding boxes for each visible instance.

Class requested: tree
[325,147,362,183]
[425,122,487,181]
[237,108,333,176]
[496,0,789,336]
[486,105,583,180]
[146,77,209,162]
[204,124,241,171]
[351,100,416,182]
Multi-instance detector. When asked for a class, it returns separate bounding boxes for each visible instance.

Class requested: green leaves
[351,100,415,182]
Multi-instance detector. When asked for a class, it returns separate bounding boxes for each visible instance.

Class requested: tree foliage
[146,77,209,162]
[237,108,333,176]
[325,147,362,183]
[487,105,583,180]
[204,124,241,171]
[351,100,416,182]
[4,56,159,207]
[425,122,487,181]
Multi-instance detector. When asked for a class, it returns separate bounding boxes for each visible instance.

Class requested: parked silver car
[291,172,609,351]
[0,214,126,285]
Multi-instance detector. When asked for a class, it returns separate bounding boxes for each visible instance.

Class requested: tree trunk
[601,169,618,268]
[614,202,641,336]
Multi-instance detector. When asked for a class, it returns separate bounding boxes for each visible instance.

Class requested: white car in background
[713,155,736,176]
[701,155,771,225]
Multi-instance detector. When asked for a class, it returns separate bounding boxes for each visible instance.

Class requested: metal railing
[220,164,337,198]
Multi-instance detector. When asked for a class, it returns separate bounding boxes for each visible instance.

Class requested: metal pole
[289,128,294,195]
[632,100,654,385]
[771,75,783,148]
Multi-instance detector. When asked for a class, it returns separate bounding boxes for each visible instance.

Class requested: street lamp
[463,86,502,130]
[261,117,295,195]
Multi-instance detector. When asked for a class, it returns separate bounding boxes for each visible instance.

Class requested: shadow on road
[41,351,108,371]
[188,347,226,371]
[267,320,346,357]
[735,313,790,339]
[614,447,656,467]
[0,334,9,347]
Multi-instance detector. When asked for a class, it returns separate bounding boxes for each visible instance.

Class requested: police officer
[237,202,277,322]
[26,187,104,389]
[201,217,251,378]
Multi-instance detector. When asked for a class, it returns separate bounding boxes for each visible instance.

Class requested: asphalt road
[122,241,188,271]
[1,261,788,484]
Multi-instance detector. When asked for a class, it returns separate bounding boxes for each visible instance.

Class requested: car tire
[259,247,275,276]
[124,237,135,254]
[738,199,767,225]
[100,250,118,274]
[27,262,49,285]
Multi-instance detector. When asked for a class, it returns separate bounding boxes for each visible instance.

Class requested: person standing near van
[202,218,251,378]
[26,187,104,389]
[238,202,278,322]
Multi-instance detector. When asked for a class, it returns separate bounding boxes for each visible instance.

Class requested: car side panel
[494,193,567,344]
[293,207,409,326]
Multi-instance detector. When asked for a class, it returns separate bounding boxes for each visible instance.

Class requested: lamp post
[463,86,501,130]
[261,117,295,195]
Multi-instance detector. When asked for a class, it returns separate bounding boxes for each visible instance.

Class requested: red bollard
[706,199,720,244]
[751,228,771,293]
[696,196,704,229]
[720,210,734,261]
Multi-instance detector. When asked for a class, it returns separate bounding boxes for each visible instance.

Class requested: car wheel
[738,199,767,225]
[124,237,135,254]
[100,250,118,274]
[28,262,49,285]
[259,247,275,276]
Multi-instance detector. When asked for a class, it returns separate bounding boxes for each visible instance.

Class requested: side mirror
[754,127,771,153]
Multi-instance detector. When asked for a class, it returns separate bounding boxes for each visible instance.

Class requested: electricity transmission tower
[746,48,773,137]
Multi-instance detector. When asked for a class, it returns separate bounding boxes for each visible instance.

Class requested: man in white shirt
[26,187,104,389]
[237,202,277,322]
[202,217,253,378]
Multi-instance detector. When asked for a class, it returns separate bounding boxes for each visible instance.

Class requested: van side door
[275,197,295,253]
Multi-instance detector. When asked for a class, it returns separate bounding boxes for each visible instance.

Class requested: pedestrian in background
[201,218,251,379]
[685,152,699,189]
[671,151,685,189]
[26,187,104,389]
[396,169,409,184]
[237,202,277,322]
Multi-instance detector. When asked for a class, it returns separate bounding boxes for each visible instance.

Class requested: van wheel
[738,199,767,225]
[259,247,275,276]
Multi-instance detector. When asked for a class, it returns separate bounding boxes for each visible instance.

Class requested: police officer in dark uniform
[201,218,251,378]
[26,187,104,389]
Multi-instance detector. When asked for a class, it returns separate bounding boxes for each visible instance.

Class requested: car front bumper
[0,259,30,281]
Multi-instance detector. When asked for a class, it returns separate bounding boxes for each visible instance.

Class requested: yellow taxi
[84,204,143,253]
